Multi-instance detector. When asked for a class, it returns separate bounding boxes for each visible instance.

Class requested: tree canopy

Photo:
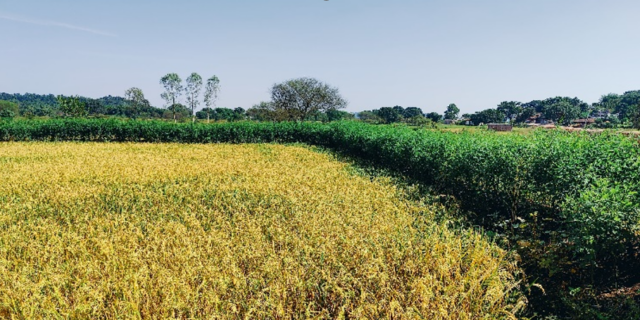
[0,100,19,118]
[444,104,460,120]
[270,77,347,121]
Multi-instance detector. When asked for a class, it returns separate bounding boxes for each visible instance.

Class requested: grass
[0,142,525,319]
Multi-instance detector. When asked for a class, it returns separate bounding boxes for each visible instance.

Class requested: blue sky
[1,0,639,113]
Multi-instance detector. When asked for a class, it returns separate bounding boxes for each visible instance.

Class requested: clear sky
[1,0,639,114]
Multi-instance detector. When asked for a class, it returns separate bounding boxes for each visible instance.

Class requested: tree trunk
[172,98,177,123]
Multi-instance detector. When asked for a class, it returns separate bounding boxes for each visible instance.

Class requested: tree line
[2,83,640,128]
[0,76,352,123]
[349,91,640,129]
[464,91,640,128]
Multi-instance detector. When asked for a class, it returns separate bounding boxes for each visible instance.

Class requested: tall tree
[203,76,221,123]
[270,77,347,121]
[124,87,147,119]
[444,103,460,120]
[160,73,183,122]
[185,73,203,123]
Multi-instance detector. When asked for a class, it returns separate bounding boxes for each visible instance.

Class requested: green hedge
[2,118,639,318]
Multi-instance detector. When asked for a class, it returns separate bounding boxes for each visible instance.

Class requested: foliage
[543,101,581,125]
[246,102,278,121]
[614,91,640,121]
[425,111,443,123]
[196,107,245,122]
[444,103,460,120]
[123,87,149,119]
[160,73,183,121]
[403,106,423,118]
[497,101,522,122]
[375,107,402,124]
[405,115,433,127]
[0,100,19,118]
[0,93,165,118]
[325,109,354,122]
[185,73,203,121]
[0,142,524,319]
[357,110,382,124]
[56,95,87,117]
[270,77,347,121]
[592,116,621,129]
[629,103,640,128]
[515,107,536,124]
[469,108,505,124]
[203,76,221,122]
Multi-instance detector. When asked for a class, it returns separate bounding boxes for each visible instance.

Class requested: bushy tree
[233,107,246,121]
[497,101,522,122]
[444,103,459,120]
[270,77,347,121]
[515,107,536,124]
[425,112,442,123]
[619,91,640,121]
[376,107,402,124]
[0,100,19,118]
[469,109,505,125]
[543,101,580,125]
[403,107,423,118]
[522,100,545,113]
[599,93,622,113]
[56,95,87,117]
[392,105,405,115]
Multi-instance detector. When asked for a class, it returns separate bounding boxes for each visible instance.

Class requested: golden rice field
[0,143,525,319]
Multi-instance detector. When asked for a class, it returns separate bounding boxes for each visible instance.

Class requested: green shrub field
[2,118,639,318]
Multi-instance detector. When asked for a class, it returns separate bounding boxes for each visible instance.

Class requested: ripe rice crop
[0,142,524,319]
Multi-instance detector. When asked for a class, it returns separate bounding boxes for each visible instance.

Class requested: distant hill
[0,92,165,118]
